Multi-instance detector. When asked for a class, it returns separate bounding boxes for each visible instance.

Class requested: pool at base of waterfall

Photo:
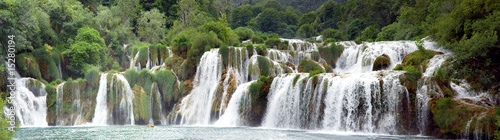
[14,126,433,139]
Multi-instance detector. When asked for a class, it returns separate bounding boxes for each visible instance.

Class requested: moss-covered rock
[132,84,150,125]
[212,70,237,117]
[298,58,324,73]
[318,43,343,67]
[248,76,274,126]
[373,54,391,71]
[428,97,495,139]
[16,53,42,79]
[402,50,442,72]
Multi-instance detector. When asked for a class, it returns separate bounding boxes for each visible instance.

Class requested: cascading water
[12,78,49,127]
[214,81,254,126]
[92,73,109,125]
[177,49,223,125]
[111,74,135,125]
[55,82,65,126]
[262,71,408,134]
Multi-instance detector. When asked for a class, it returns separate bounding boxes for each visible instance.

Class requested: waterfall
[13,78,48,127]
[215,81,254,126]
[72,84,83,125]
[112,74,135,125]
[263,71,408,134]
[55,82,65,126]
[177,49,222,125]
[58,62,63,80]
[130,52,140,71]
[149,83,155,125]
[156,85,167,125]
[92,73,109,125]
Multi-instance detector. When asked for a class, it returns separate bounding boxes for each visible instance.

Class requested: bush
[34,44,60,81]
[172,32,191,59]
[246,44,254,56]
[0,98,17,139]
[296,23,317,38]
[318,43,344,67]
[85,67,100,87]
[124,69,139,87]
[376,22,398,41]
[311,51,320,61]
[16,53,42,79]
[373,54,391,71]
[251,35,264,44]
[255,45,267,56]
[321,28,346,41]
[358,26,379,42]
[234,27,254,41]
[264,38,281,48]
[298,58,324,73]
[257,56,272,76]
[199,21,231,44]
[404,65,422,82]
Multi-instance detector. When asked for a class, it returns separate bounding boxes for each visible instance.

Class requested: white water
[13,78,48,127]
[112,74,135,125]
[92,73,109,125]
[262,71,407,134]
[177,49,223,125]
[215,81,254,126]
[55,82,65,126]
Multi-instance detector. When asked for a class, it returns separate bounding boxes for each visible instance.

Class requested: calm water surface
[14,125,433,139]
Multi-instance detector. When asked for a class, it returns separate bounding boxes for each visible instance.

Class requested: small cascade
[463,118,474,139]
[12,78,49,127]
[177,49,223,125]
[92,73,109,125]
[156,85,167,125]
[415,55,448,133]
[58,62,63,80]
[55,82,65,126]
[263,71,408,134]
[71,84,83,125]
[146,48,151,70]
[215,81,254,126]
[149,83,155,125]
[280,39,318,51]
[111,74,135,125]
[129,52,140,71]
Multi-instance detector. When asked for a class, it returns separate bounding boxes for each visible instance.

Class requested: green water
[14,126,433,140]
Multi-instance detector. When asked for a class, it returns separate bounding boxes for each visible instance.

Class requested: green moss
[132,85,150,124]
[404,65,422,82]
[16,53,42,79]
[155,70,177,103]
[265,38,281,48]
[138,47,149,67]
[219,45,229,67]
[298,58,324,73]
[257,56,272,76]
[251,35,264,44]
[373,54,391,71]
[318,43,344,67]
[34,44,60,81]
[123,69,139,87]
[246,44,254,56]
[309,70,323,77]
[393,64,404,70]
[149,44,159,65]
[311,51,320,61]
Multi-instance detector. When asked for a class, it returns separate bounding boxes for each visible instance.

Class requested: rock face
[373,54,391,71]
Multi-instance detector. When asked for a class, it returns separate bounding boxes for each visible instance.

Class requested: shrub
[84,67,100,87]
[34,44,60,81]
[246,44,254,56]
[257,56,272,76]
[404,65,422,82]
[358,26,379,42]
[296,23,317,38]
[311,51,320,61]
[234,27,254,41]
[298,58,324,73]
[376,22,398,41]
[16,53,42,79]
[172,32,191,59]
[318,43,344,67]
[264,38,281,48]
[199,21,231,44]
[251,35,264,44]
[255,45,267,56]
[124,69,139,87]
[321,28,346,41]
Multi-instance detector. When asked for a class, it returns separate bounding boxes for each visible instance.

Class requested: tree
[199,21,231,44]
[296,23,317,38]
[178,0,199,27]
[139,0,178,26]
[358,26,379,42]
[256,8,282,33]
[230,5,254,28]
[321,28,345,41]
[298,11,316,26]
[64,27,107,74]
[137,8,166,44]
[263,0,284,11]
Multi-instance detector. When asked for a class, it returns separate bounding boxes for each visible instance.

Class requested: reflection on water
[14,126,433,140]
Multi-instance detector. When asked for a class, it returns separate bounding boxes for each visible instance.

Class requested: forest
[1,0,499,139]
